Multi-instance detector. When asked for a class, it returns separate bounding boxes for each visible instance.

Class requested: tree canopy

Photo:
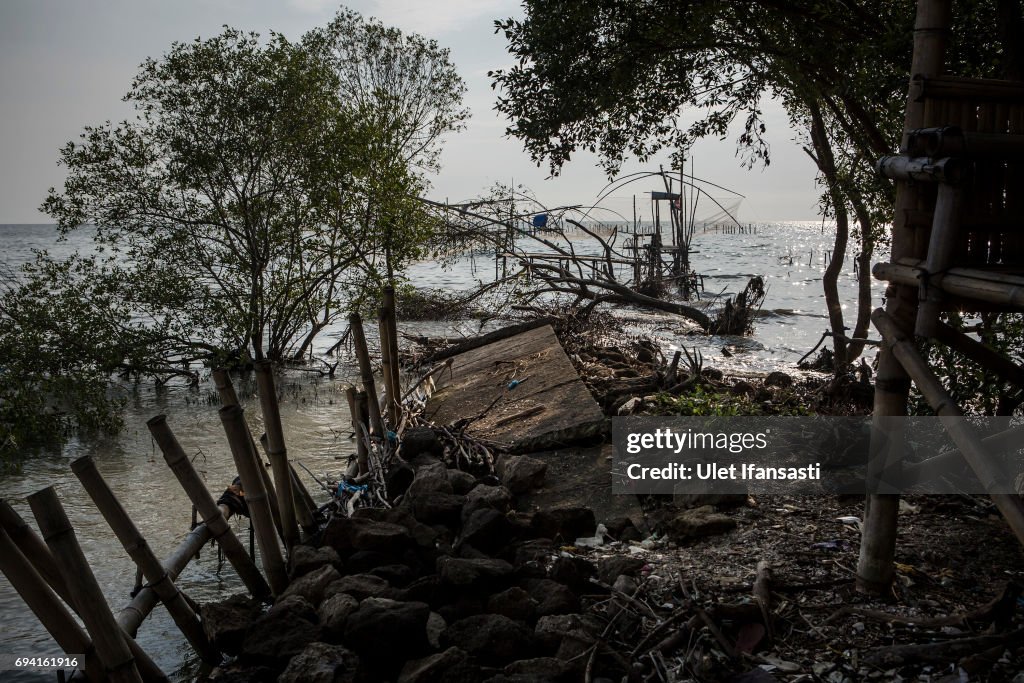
[1,14,467,455]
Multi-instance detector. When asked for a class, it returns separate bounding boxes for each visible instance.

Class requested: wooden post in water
[219,405,288,595]
[148,415,271,599]
[253,361,299,551]
[27,487,143,683]
[381,286,403,425]
[118,522,211,636]
[212,368,285,539]
[70,456,220,665]
[348,313,385,438]
[259,434,316,532]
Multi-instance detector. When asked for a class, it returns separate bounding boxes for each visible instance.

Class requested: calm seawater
[0,222,884,680]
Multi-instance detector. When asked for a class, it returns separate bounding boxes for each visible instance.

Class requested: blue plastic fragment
[386,430,398,443]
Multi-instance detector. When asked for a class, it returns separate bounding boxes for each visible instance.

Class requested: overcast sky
[0,0,824,225]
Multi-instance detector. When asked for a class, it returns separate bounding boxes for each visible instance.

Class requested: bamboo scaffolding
[118,522,211,636]
[147,415,271,599]
[911,126,1024,159]
[70,456,220,666]
[211,369,285,539]
[254,361,299,551]
[858,0,952,593]
[874,260,1024,307]
[0,526,105,683]
[219,405,288,595]
[27,486,144,683]
[873,308,1024,546]
[348,312,385,437]
[0,502,169,681]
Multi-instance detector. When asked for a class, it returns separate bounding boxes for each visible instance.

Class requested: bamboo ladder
[859,0,1024,590]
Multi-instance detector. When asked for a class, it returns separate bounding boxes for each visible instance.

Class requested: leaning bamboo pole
[211,368,285,539]
[874,261,1024,307]
[118,523,212,636]
[0,526,105,683]
[858,0,952,593]
[27,486,143,683]
[349,313,385,438]
[147,415,271,599]
[71,456,220,666]
[258,434,316,532]
[346,387,369,475]
[219,405,288,595]
[873,308,1024,546]
[254,361,299,551]
[0,499,74,606]
[0,501,169,681]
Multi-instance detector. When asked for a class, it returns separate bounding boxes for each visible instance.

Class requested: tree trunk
[846,194,878,362]
[808,101,849,369]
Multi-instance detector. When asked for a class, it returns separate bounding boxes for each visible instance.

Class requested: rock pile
[203,450,647,683]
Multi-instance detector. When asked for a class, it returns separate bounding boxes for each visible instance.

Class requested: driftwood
[417,317,558,365]
[864,628,1024,668]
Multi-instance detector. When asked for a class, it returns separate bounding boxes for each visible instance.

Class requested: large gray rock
[318,593,359,642]
[401,428,443,459]
[343,597,430,660]
[534,613,602,652]
[280,565,342,605]
[437,556,514,588]
[407,490,465,526]
[496,455,548,494]
[277,642,358,683]
[200,594,261,656]
[441,614,537,666]
[461,485,512,523]
[458,508,510,552]
[486,587,537,622]
[523,578,580,617]
[504,657,574,682]
[322,517,411,555]
[288,545,342,580]
[325,573,391,601]
[597,555,646,585]
[240,596,320,665]
[447,470,478,495]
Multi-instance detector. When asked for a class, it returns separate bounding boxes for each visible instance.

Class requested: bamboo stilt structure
[70,456,220,666]
[0,526,105,683]
[873,308,1024,545]
[147,415,271,599]
[27,487,144,683]
[118,523,212,636]
[212,368,285,539]
[254,361,299,551]
[858,0,952,593]
[348,313,385,438]
[219,405,288,595]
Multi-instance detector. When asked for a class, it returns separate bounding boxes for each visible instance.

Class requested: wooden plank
[424,324,605,449]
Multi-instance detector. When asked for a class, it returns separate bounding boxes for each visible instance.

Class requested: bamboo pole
[902,423,1024,482]
[27,487,143,683]
[1,502,170,682]
[874,260,1024,307]
[346,387,369,475]
[873,308,1024,545]
[348,313,385,438]
[147,415,271,599]
[118,522,211,636]
[212,368,285,539]
[858,0,952,594]
[0,499,74,605]
[915,184,963,337]
[219,405,288,595]
[0,526,105,683]
[933,321,1024,388]
[70,456,220,665]
[253,361,299,551]
[382,286,403,424]
[289,463,318,524]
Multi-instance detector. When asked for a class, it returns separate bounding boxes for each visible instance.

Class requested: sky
[0,0,823,225]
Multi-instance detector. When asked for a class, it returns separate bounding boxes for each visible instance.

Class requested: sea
[0,221,885,680]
